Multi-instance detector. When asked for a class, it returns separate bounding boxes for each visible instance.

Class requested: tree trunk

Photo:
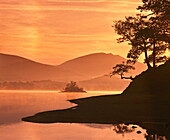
[121,73,134,80]
[120,73,123,79]
[122,76,134,80]
[153,42,156,67]
[144,43,152,69]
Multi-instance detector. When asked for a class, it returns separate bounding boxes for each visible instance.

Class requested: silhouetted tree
[115,15,151,68]
[138,0,170,21]
[138,0,170,44]
[114,0,170,68]
[138,0,170,67]
[111,61,135,80]
[62,81,85,92]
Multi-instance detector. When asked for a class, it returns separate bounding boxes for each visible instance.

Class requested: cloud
[0,0,141,8]
[0,0,141,16]
[0,0,141,64]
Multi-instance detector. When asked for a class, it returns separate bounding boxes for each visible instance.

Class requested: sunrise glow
[0,0,142,64]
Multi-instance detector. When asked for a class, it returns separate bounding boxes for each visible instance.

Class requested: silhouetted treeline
[0,80,65,90]
[0,79,128,91]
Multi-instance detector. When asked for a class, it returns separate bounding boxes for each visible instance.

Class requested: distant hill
[0,53,36,67]
[58,53,146,78]
[0,53,84,82]
[0,53,146,90]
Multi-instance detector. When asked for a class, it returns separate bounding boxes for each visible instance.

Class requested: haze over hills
[0,53,146,90]
[78,75,129,91]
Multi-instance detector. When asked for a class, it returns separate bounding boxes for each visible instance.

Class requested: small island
[60,81,86,93]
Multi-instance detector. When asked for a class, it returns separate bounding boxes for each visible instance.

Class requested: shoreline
[22,93,170,138]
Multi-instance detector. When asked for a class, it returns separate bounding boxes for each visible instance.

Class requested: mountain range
[0,53,146,90]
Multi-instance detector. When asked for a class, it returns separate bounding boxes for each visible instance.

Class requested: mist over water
[0,90,120,125]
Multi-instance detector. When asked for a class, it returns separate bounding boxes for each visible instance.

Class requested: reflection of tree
[139,122,170,140]
[145,134,167,140]
[112,123,169,139]
[112,124,135,137]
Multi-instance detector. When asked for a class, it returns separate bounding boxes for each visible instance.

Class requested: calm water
[0,90,146,140]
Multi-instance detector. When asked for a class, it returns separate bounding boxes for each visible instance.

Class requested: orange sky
[0,0,142,64]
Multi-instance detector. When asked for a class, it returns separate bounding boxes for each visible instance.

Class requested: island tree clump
[62,81,85,92]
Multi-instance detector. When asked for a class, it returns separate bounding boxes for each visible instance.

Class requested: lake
[0,90,147,140]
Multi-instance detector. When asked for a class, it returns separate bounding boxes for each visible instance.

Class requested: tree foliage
[63,81,85,92]
[138,0,170,20]
[114,0,170,68]
[111,61,135,80]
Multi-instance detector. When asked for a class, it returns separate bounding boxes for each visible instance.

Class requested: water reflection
[0,90,119,125]
[0,91,74,125]
[0,90,168,140]
[85,123,169,140]
[85,123,113,129]
[113,124,135,135]
[140,122,170,140]
[145,134,167,140]
[85,123,146,137]
[0,122,142,140]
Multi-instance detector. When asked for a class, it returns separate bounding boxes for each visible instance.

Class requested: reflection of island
[60,81,86,93]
